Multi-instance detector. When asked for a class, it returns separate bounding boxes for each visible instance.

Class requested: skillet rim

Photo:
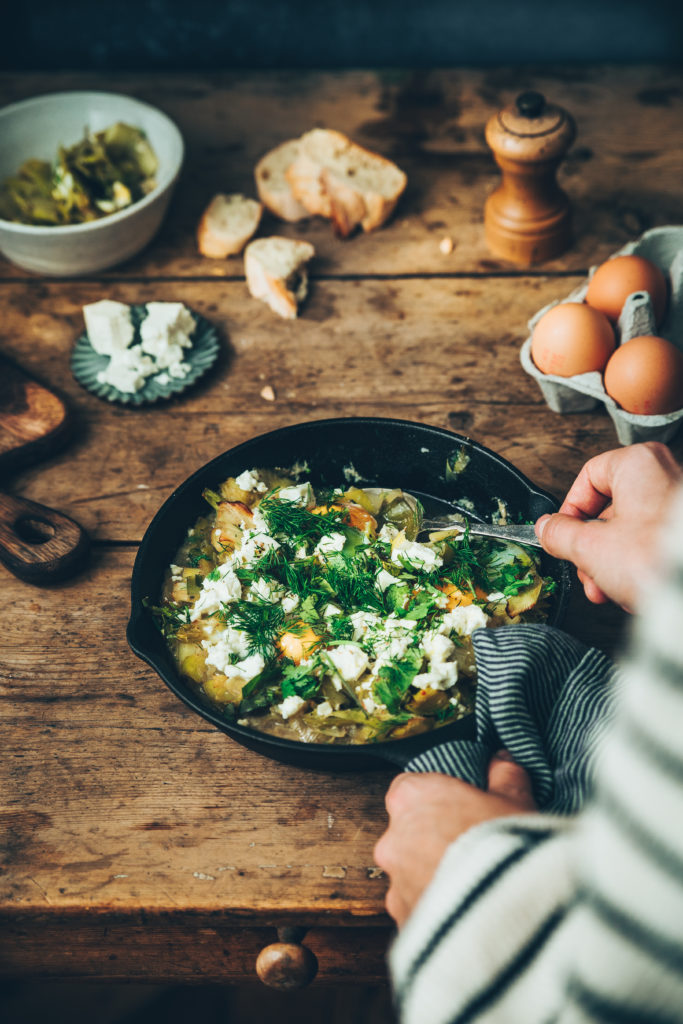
[127,416,571,769]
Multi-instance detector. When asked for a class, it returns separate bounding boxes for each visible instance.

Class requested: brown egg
[530,302,615,377]
[585,255,668,326]
[604,335,683,415]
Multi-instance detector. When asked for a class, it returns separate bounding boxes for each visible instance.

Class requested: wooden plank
[0,550,394,919]
[1,67,681,279]
[5,276,674,543]
[0,544,627,918]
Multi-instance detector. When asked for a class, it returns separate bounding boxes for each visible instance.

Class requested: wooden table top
[1,65,682,985]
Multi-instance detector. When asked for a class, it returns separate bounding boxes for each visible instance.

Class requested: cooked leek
[0,122,158,226]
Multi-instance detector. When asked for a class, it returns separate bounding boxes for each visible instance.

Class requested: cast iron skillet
[128,417,571,771]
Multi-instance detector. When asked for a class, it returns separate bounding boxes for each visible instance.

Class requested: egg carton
[520,226,683,444]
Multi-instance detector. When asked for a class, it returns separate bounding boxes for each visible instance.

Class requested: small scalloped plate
[70,304,220,406]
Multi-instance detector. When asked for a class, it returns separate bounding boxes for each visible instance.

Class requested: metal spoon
[417,517,542,548]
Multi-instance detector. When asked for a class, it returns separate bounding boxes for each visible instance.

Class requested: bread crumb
[260,385,276,401]
[439,237,454,255]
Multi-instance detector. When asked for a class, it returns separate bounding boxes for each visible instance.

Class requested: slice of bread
[286,129,407,237]
[255,140,310,223]
[197,193,263,258]
[244,237,315,319]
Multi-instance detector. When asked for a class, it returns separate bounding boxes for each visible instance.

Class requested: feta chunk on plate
[83,299,134,355]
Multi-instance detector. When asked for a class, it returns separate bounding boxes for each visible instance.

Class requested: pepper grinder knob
[484,91,576,264]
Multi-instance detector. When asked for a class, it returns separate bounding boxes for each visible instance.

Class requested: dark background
[2,0,683,70]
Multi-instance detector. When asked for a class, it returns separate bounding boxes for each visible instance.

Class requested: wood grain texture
[0,492,89,583]
[1,553,393,918]
[0,357,70,473]
[0,67,681,279]
[0,66,680,984]
[5,276,678,543]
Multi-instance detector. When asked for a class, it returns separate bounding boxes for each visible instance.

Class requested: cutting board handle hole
[14,516,56,545]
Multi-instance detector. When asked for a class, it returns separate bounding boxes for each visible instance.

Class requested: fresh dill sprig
[219,598,285,659]
[258,494,346,544]
[146,599,191,639]
[326,614,354,642]
[323,551,385,612]
[442,531,488,592]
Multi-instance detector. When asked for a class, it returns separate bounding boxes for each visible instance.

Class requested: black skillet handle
[0,491,90,584]
[375,714,477,771]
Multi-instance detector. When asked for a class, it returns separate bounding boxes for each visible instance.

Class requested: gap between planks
[0,270,589,285]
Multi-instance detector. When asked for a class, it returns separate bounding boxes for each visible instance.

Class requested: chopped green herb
[258,494,345,545]
[374,649,423,714]
[219,599,285,659]
[145,599,191,639]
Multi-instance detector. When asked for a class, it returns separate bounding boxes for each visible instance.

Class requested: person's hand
[535,442,681,613]
[373,753,537,927]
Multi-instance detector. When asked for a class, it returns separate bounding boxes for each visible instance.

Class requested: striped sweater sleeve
[390,488,683,1024]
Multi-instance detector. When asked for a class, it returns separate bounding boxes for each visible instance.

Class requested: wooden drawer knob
[256,928,318,990]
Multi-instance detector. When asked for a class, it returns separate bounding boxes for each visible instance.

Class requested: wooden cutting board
[0,356,89,583]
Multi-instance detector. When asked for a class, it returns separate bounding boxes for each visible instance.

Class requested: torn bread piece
[197,193,263,258]
[286,128,407,237]
[255,140,310,222]
[244,236,315,319]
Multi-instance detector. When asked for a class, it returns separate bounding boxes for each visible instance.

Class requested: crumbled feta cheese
[249,577,280,603]
[326,644,369,682]
[349,610,381,640]
[204,640,261,675]
[167,359,191,379]
[86,299,197,394]
[314,532,346,557]
[278,483,313,505]
[83,299,134,355]
[224,652,265,681]
[362,695,381,713]
[324,603,342,617]
[140,302,196,350]
[378,523,400,543]
[239,530,280,564]
[391,540,443,571]
[371,621,416,662]
[412,659,459,691]
[423,632,456,664]
[487,591,505,602]
[235,469,267,493]
[97,344,156,393]
[316,701,334,718]
[376,568,398,591]
[277,694,306,719]
[190,565,242,619]
[439,604,489,637]
[282,593,299,613]
[140,335,188,370]
[294,545,308,560]
[250,507,270,533]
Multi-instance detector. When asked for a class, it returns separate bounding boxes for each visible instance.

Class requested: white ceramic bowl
[0,91,184,276]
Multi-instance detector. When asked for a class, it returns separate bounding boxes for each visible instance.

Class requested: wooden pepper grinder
[484,91,576,265]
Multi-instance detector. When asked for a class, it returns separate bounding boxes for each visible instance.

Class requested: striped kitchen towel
[405,624,619,814]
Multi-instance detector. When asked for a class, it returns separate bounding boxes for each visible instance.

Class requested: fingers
[556,448,629,519]
[487,751,537,810]
[535,511,603,565]
[557,443,680,522]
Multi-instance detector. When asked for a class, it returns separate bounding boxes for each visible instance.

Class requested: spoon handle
[420,519,542,548]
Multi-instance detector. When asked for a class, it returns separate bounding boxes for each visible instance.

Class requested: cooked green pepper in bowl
[0,122,158,226]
